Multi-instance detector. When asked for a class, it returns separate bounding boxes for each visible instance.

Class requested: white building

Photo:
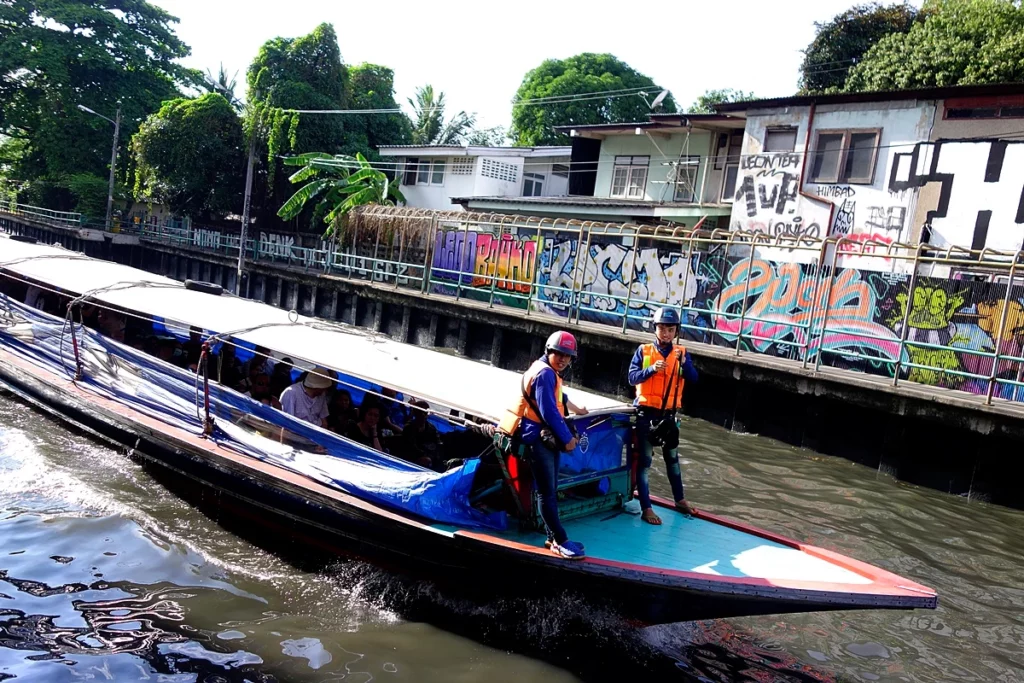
[377,145,571,211]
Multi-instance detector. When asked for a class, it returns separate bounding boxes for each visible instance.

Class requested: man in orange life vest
[627,307,698,525]
[498,331,589,560]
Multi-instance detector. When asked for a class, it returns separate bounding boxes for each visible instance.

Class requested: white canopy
[0,235,631,422]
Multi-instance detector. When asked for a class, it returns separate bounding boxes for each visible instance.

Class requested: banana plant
[277,152,405,238]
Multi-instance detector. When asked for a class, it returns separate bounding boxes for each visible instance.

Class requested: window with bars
[809,129,881,185]
[764,127,798,153]
[672,156,701,202]
[610,155,649,198]
[481,158,519,183]
[451,157,475,175]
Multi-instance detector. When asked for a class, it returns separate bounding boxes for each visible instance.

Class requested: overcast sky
[151,0,894,132]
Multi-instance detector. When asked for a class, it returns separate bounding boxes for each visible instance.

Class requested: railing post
[801,238,831,369]
[572,226,595,325]
[986,251,1022,404]
[487,217,508,308]
[523,220,545,317]
[421,216,438,295]
[621,229,641,333]
[891,244,925,386]
[370,226,381,283]
[455,217,472,301]
[814,240,845,373]
[733,237,758,356]
[395,231,405,289]
[676,231,697,345]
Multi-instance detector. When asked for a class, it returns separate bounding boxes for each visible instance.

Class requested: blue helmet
[653,307,681,326]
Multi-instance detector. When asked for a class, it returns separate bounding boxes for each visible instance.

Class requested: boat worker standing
[627,307,698,525]
[280,366,333,428]
[499,331,589,560]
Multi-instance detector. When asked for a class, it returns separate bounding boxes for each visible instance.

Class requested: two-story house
[377,145,571,211]
[455,114,746,226]
[714,83,1024,255]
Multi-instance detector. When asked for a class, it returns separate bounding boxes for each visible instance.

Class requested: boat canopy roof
[0,236,631,422]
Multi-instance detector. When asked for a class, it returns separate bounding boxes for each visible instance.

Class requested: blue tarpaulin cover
[0,296,506,530]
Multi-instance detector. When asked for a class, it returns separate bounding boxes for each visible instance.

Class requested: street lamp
[77,104,121,230]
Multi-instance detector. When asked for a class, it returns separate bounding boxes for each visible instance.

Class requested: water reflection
[1,394,1023,682]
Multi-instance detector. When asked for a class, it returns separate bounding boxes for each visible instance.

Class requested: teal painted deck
[447,502,872,585]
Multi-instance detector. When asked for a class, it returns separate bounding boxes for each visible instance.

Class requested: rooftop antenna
[640,89,670,111]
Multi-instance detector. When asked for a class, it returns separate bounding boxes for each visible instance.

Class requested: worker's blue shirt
[521,357,575,446]
[627,340,697,407]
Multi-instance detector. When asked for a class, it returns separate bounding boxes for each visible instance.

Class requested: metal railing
[5,202,83,229]
[8,203,1024,410]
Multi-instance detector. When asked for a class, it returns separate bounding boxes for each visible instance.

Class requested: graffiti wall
[893,140,1024,252]
[730,103,935,253]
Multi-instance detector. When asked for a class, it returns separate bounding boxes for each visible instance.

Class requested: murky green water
[1,393,1022,682]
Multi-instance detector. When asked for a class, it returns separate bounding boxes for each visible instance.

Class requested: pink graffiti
[839,232,895,257]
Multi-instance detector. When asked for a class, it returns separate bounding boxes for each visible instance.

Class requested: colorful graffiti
[431,229,540,294]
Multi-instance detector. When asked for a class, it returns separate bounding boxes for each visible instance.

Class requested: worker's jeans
[530,442,567,544]
[635,410,685,510]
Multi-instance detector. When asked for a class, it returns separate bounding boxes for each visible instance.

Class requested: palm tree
[203,63,241,110]
[277,152,405,238]
[408,85,476,145]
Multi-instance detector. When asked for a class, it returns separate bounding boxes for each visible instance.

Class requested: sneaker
[550,539,586,560]
[544,538,585,551]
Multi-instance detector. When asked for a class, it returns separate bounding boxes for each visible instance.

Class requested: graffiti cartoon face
[906,286,964,330]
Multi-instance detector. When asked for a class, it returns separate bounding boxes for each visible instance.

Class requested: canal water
[1,393,1022,683]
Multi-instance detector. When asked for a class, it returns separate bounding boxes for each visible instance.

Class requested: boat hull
[0,351,935,624]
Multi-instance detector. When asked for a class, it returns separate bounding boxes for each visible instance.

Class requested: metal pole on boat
[200,343,214,436]
[237,130,257,296]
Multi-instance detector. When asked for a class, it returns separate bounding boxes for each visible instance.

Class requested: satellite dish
[650,89,670,111]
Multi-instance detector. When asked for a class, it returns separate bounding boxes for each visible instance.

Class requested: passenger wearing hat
[279,366,334,427]
[627,307,698,525]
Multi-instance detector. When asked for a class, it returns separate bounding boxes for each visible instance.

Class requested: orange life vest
[635,343,686,411]
[497,359,564,435]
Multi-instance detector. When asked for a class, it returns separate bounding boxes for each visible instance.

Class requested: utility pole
[106,106,121,230]
[237,131,257,296]
[77,103,121,230]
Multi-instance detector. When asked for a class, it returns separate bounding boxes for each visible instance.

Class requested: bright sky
[152,0,881,132]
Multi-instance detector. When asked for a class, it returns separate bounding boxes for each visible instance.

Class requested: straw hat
[303,366,334,390]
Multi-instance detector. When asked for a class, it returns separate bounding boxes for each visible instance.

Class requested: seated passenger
[279,366,333,427]
[242,345,274,380]
[183,326,204,370]
[380,387,408,434]
[217,341,244,388]
[245,372,281,409]
[269,357,295,399]
[97,309,127,342]
[346,399,383,451]
[327,389,358,435]
[397,399,441,469]
[155,336,188,368]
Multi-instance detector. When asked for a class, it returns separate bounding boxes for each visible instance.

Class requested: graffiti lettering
[740,153,801,172]
[812,185,857,199]
[193,228,221,249]
[833,199,856,236]
[432,229,539,293]
[259,232,296,260]
[865,206,906,233]
[736,172,799,217]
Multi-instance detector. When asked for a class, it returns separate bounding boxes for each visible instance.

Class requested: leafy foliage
[0,0,197,197]
[510,53,675,146]
[66,173,109,221]
[278,152,404,238]
[203,63,242,110]
[131,93,245,219]
[800,3,919,94]
[408,85,475,145]
[347,63,412,156]
[464,126,508,146]
[688,89,757,113]
[844,0,1024,91]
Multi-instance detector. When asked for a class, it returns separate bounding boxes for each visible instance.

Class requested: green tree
[800,3,919,94]
[348,63,412,154]
[131,94,245,220]
[278,152,404,237]
[464,126,508,146]
[688,89,757,113]
[408,85,475,145]
[203,63,242,110]
[0,0,196,207]
[510,53,675,146]
[844,0,1024,91]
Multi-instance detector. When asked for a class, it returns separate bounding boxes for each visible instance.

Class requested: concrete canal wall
[3,210,1023,509]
